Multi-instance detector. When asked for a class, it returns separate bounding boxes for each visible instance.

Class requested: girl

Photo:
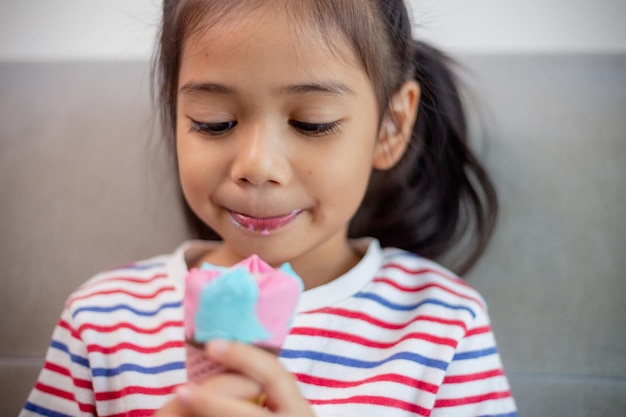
[21,1,517,416]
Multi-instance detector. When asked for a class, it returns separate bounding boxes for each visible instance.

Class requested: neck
[291,242,361,290]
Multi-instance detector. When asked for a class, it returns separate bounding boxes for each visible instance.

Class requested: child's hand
[155,340,315,417]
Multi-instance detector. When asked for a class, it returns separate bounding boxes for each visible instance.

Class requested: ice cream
[184,254,303,382]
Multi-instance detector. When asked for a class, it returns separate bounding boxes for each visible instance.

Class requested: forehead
[179,5,368,89]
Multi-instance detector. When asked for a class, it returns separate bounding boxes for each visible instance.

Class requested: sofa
[1,54,624,416]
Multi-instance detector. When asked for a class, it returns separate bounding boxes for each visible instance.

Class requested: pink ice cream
[184,255,303,367]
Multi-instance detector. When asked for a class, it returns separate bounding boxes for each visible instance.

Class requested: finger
[155,373,263,417]
[152,392,189,417]
[207,340,311,414]
[198,371,263,399]
[176,383,272,417]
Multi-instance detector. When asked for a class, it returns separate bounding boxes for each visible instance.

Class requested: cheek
[177,160,202,207]
[176,141,195,187]
[309,144,374,209]
[176,140,214,200]
[335,160,372,199]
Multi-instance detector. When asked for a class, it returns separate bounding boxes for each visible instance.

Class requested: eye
[190,120,237,136]
[289,120,341,137]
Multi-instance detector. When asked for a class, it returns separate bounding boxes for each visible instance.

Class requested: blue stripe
[115,262,166,271]
[50,340,89,368]
[453,347,498,361]
[355,292,477,318]
[92,361,185,377]
[398,251,421,259]
[72,301,181,319]
[280,349,448,370]
[478,413,518,417]
[24,402,73,417]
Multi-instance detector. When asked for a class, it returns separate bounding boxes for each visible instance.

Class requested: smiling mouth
[230,209,302,235]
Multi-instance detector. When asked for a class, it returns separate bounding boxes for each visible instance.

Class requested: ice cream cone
[184,255,303,383]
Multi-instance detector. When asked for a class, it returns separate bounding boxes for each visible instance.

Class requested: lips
[230,209,302,235]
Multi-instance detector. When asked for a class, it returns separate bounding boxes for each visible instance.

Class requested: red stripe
[44,361,93,390]
[303,307,468,332]
[35,382,97,413]
[384,262,471,288]
[465,325,491,337]
[45,361,71,377]
[290,326,457,348]
[96,384,179,401]
[80,403,97,414]
[87,340,184,354]
[310,395,431,416]
[77,320,183,336]
[58,319,82,341]
[104,410,157,417]
[295,372,439,394]
[35,382,74,401]
[443,369,505,384]
[434,390,512,407]
[69,285,175,304]
[70,273,167,301]
[373,277,482,306]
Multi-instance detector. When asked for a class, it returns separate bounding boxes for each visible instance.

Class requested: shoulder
[371,246,487,319]
[69,253,172,298]
[62,252,181,323]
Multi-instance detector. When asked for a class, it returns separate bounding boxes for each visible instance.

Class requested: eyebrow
[276,82,355,96]
[179,82,234,96]
[178,81,354,97]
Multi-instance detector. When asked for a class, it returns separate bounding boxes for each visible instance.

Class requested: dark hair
[153,0,497,275]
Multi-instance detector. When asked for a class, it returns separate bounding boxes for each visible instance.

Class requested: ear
[373,80,420,170]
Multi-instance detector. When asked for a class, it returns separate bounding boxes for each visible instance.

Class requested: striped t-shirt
[21,239,517,417]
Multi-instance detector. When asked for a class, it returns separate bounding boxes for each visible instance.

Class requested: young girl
[21,1,517,416]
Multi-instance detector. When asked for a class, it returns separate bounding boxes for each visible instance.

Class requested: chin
[232,240,299,267]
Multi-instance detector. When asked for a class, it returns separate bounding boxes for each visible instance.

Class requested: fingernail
[208,339,229,358]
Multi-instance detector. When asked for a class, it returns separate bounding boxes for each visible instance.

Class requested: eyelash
[190,120,237,136]
[289,120,341,137]
[189,119,341,137]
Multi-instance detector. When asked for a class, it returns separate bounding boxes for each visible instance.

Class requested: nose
[230,123,290,186]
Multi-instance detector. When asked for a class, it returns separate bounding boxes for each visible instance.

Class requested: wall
[0,0,626,61]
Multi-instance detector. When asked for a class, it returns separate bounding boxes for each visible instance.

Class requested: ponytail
[350,41,498,275]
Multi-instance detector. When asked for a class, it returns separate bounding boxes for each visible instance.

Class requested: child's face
[176,7,384,271]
